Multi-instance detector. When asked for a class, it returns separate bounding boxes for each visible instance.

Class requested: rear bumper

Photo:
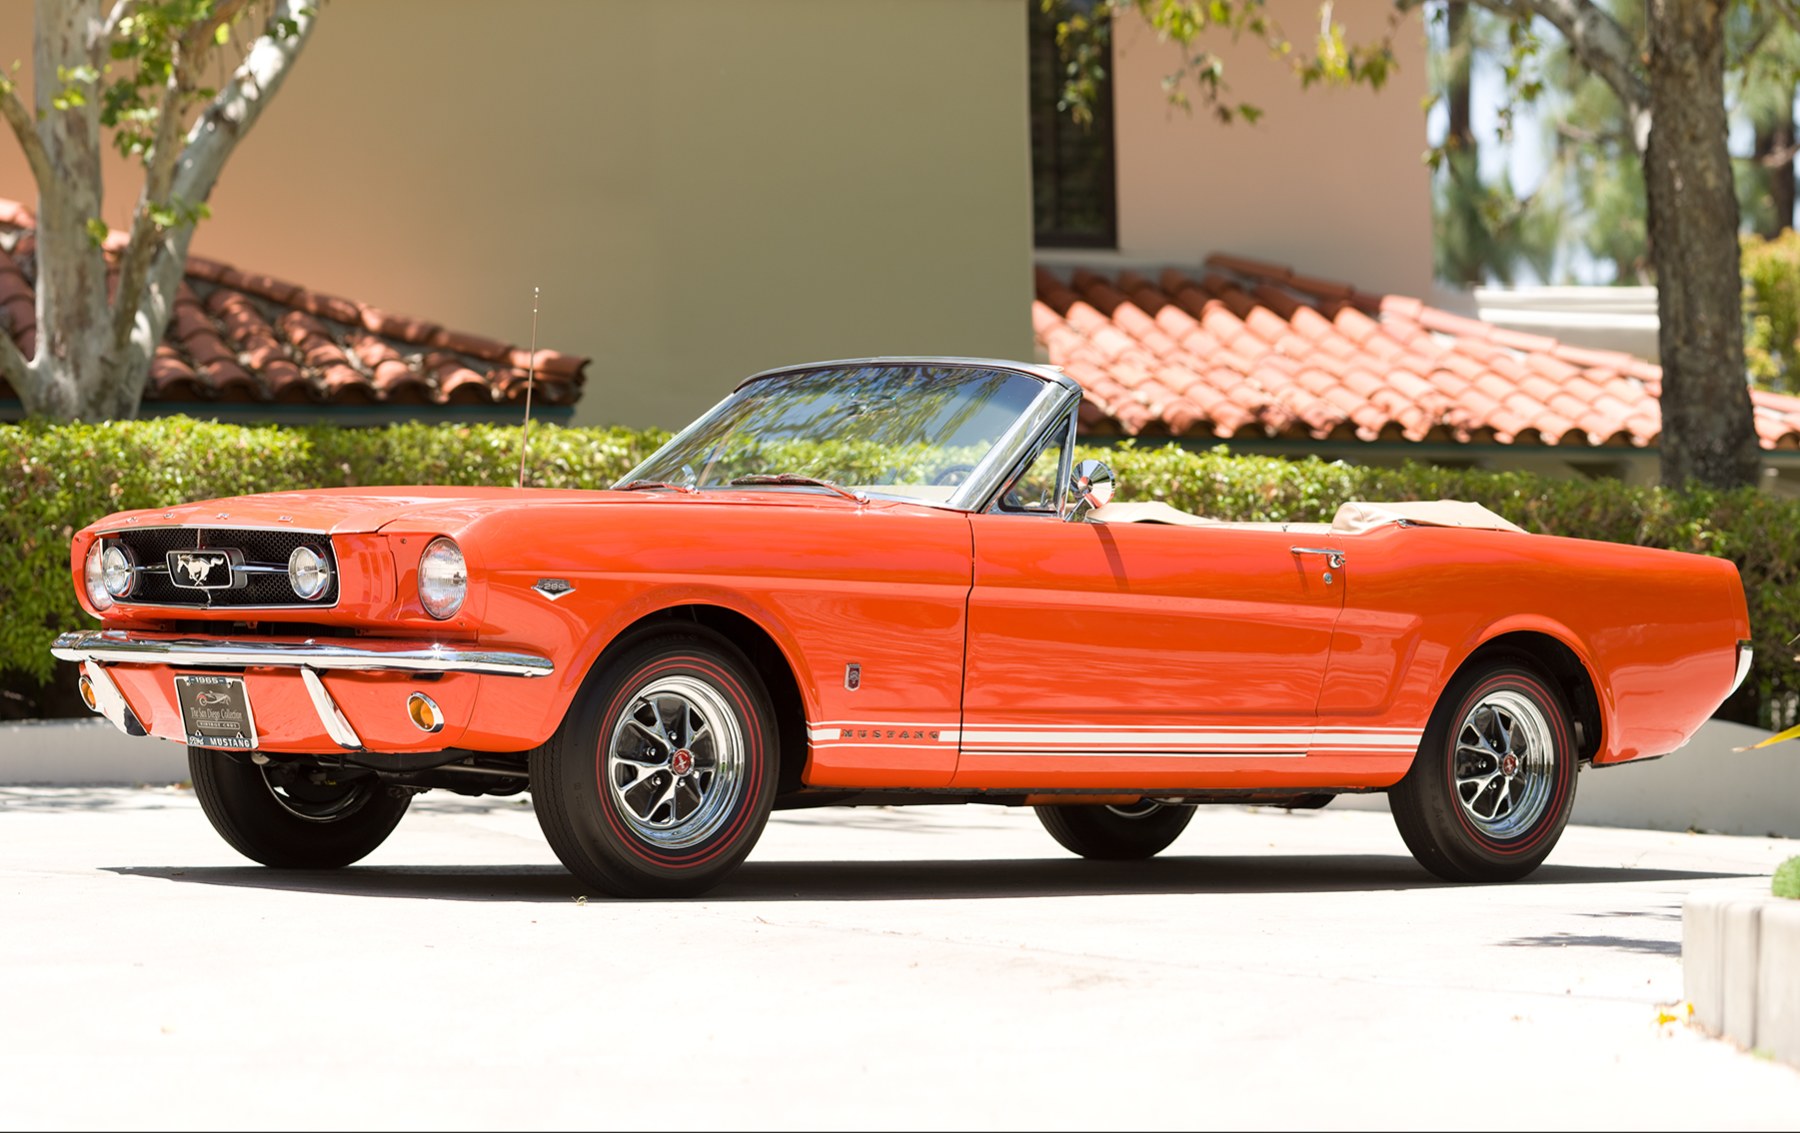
[51,630,555,753]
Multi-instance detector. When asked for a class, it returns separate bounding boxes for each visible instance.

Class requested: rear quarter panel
[1321,525,1748,768]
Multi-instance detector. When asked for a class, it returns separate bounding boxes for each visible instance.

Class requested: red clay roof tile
[1035,256,1800,452]
[0,198,585,415]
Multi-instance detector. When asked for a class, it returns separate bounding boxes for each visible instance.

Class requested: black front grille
[101,527,340,609]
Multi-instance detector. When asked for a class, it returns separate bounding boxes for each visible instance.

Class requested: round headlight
[287,544,332,601]
[417,537,466,620]
[84,542,114,611]
[100,543,135,598]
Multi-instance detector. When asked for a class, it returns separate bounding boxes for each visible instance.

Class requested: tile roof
[0,198,586,414]
[1036,255,1800,451]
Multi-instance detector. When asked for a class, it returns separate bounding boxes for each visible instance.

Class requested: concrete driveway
[2,788,1796,1130]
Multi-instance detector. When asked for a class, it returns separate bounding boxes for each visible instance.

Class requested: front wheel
[530,630,778,898]
[1389,661,1579,882]
[189,749,411,868]
[1035,800,1195,860]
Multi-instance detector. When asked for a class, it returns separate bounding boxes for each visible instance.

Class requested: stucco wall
[0,0,1035,429]
[1081,1,1434,298]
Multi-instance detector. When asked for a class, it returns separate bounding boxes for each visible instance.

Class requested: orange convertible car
[54,359,1752,896]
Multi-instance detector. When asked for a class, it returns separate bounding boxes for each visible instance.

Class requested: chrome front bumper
[52,630,555,750]
[51,630,555,678]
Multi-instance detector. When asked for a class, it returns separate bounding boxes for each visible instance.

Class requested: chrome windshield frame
[613,357,1082,513]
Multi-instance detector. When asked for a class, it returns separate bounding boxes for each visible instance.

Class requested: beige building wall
[1044,1,1435,300]
[0,0,1035,429]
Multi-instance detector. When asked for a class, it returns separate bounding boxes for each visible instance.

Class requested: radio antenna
[516,286,540,490]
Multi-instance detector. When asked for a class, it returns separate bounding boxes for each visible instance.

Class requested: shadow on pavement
[1500,932,1681,956]
[102,854,1760,904]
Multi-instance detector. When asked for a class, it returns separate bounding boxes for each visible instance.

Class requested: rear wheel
[189,749,410,868]
[1035,800,1195,860]
[530,630,778,898]
[1389,661,1579,882]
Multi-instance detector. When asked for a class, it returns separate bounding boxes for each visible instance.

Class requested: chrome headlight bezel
[83,542,114,611]
[287,544,332,602]
[99,542,136,599]
[417,537,467,620]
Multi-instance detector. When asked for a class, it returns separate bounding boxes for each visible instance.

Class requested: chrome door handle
[1290,546,1345,569]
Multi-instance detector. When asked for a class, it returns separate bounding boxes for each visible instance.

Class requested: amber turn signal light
[406,691,444,734]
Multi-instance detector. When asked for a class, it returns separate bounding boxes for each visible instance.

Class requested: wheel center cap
[1500,753,1520,777]
[670,749,694,776]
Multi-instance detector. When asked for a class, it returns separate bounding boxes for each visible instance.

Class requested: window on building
[1028,2,1118,248]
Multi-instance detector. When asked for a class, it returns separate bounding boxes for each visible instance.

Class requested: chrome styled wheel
[1389,661,1579,883]
[606,675,745,849]
[530,630,779,898]
[1451,689,1556,841]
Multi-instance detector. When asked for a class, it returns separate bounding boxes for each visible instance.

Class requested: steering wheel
[931,463,976,487]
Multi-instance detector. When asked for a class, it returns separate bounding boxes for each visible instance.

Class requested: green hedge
[1777,856,1800,900]
[3,421,1794,727]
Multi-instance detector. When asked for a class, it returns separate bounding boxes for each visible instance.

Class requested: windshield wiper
[616,479,697,494]
[729,473,866,503]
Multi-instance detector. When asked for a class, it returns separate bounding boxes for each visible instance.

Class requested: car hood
[90,485,935,537]
[92,487,615,536]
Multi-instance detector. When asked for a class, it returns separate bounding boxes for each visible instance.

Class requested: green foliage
[102,1,254,160]
[1743,230,1800,393]
[1776,856,1800,899]
[4,422,1796,731]
[0,420,666,686]
[1087,441,1797,726]
[1041,0,1391,127]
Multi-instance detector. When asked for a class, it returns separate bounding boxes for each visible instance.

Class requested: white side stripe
[959,730,1420,748]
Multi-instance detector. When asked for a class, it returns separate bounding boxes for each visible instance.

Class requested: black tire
[530,630,778,898]
[188,748,410,869]
[1035,800,1195,860]
[1389,660,1579,882]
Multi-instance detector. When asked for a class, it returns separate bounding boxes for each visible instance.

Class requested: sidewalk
[0,789,1794,1129]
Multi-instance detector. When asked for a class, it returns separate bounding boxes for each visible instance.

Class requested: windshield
[619,364,1051,502]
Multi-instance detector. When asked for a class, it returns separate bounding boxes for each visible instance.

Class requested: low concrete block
[0,718,188,785]
[1685,893,1763,1046]
[1760,901,1800,1067]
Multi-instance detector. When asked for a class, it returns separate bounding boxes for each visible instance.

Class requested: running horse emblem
[176,554,225,585]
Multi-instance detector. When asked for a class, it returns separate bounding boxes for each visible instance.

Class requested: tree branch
[0,320,30,395]
[1765,0,1800,38]
[0,79,51,193]
[123,0,318,384]
[101,1,143,42]
[1408,0,1649,112]
[110,66,189,356]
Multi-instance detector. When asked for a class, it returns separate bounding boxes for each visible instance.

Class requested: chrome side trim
[80,661,147,737]
[1730,639,1754,697]
[300,668,364,750]
[52,631,554,678]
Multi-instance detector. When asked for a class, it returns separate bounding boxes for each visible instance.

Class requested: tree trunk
[1643,0,1761,488]
[26,0,113,420]
[1754,97,1796,237]
[1446,3,1474,154]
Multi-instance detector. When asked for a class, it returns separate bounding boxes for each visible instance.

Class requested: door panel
[956,517,1347,788]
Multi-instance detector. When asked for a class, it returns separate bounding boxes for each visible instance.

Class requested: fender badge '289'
[533,578,575,601]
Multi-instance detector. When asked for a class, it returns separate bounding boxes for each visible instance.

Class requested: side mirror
[1064,459,1116,522]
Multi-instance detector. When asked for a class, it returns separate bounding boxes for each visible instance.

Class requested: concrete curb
[0,718,188,785]
[1685,891,1800,1067]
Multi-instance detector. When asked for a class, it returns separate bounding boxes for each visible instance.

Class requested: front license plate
[175,675,258,750]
